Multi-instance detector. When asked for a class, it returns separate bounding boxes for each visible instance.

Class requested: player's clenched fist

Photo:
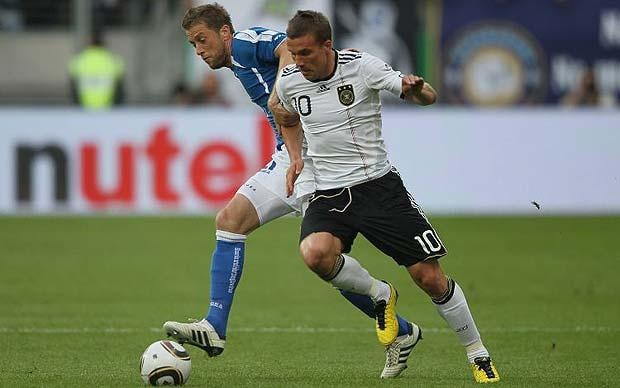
[401,74,437,105]
[402,75,425,95]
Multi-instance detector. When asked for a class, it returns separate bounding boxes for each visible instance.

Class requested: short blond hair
[181,3,234,33]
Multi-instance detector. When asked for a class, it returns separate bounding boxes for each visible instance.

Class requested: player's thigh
[300,188,358,254]
[216,193,261,234]
[357,172,447,266]
[236,177,293,227]
[360,212,447,266]
[236,157,304,227]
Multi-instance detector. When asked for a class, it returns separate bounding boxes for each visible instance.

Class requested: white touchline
[0,326,618,334]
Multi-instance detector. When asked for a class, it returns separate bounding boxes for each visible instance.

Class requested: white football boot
[380,322,423,379]
[163,319,225,357]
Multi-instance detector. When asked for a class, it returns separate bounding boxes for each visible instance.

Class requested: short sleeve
[360,53,403,97]
[256,31,287,64]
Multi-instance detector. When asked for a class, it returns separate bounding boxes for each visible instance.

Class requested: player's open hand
[401,75,425,97]
[286,159,304,197]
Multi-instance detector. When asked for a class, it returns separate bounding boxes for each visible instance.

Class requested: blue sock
[339,290,412,336]
[205,230,246,338]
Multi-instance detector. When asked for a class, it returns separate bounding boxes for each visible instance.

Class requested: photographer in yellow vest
[69,32,125,109]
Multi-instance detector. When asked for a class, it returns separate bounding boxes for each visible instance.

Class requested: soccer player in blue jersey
[163,3,421,378]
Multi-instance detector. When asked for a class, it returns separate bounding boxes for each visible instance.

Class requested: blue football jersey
[231,27,286,148]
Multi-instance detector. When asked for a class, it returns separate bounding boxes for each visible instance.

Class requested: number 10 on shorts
[414,230,443,254]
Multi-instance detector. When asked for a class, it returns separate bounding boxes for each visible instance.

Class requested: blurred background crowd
[1,0,618,109]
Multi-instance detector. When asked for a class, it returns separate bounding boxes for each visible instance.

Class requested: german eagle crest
[337,84,355,106]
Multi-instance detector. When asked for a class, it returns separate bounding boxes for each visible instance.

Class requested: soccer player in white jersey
[163,4,421,377]
[274,10,500,383]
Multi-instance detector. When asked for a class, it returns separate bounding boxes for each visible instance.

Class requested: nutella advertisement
[1,108,619,215]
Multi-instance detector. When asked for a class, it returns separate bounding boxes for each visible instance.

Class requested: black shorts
[300,169,447,267]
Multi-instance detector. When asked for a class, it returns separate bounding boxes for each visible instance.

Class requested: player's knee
[299,238,331,274]
[215,206,245,234]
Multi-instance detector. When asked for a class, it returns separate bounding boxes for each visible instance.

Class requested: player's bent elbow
[267,95,279,112]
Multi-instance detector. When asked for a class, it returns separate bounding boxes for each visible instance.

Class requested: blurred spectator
[561,67,600,107]
[196,72,230,107]
[339,0,412,75]
[0,0,22,31]
[68,32,125,110]
[171,82,193,106]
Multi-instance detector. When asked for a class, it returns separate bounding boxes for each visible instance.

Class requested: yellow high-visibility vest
[69,47,124,110]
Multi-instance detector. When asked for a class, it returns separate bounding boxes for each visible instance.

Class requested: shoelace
[475,358,495,378]
[384,343,400,367]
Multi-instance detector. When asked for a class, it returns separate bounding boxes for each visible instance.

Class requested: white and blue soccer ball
[140,340,191,386]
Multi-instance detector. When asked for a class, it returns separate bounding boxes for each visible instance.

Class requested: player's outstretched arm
[401,75,437,105]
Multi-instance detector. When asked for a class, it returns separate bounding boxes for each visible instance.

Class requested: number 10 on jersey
[292,95,312,116]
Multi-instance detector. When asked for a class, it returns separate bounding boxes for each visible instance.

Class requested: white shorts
[237,146,315,225]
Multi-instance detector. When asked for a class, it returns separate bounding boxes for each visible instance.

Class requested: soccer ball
[140,340,191,386]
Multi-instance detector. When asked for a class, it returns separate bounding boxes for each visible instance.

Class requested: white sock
[215,230,247,242]
[434,279,489,363]
[329,254,388,302]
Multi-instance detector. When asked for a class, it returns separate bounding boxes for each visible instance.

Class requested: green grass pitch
[1,216,619,387]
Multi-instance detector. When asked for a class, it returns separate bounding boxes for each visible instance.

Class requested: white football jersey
[277,50,403,190]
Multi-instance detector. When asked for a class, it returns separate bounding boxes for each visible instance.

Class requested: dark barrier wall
[441,0,620,106]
